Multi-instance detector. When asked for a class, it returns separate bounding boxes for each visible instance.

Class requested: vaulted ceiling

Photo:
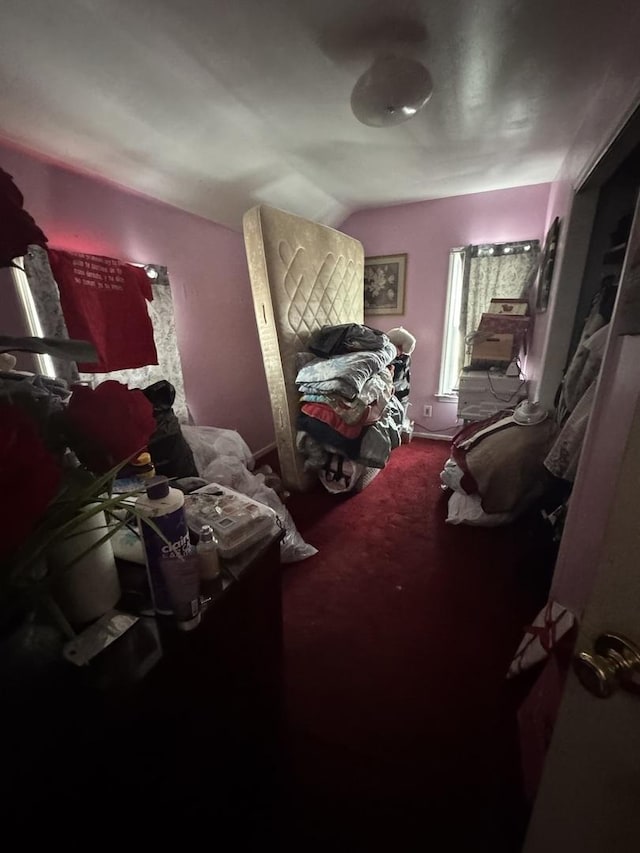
[1,0,639,229]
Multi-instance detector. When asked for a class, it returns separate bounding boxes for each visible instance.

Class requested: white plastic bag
[440,457,468,493]
[446,491,514,527]
[182,425,254,473]
[182,426,317,562]
[199,457,317,563]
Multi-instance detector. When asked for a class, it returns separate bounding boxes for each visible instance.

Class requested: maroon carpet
[279,439,551,850]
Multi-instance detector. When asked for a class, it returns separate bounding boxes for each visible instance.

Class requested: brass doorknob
[574,633,640,698]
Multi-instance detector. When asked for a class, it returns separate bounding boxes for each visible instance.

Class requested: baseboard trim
[253,440,277,460]
[413,430,455,442]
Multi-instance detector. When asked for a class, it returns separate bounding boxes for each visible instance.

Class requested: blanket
[296,340,397,400]
[453,417,557,514]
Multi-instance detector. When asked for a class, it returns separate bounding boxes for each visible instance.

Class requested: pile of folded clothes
[295,323,405,494]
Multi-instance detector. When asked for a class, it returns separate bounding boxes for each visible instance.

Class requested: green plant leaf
[4,457,146,582]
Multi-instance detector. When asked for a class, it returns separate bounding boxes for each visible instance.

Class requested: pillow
[387,326,416,355]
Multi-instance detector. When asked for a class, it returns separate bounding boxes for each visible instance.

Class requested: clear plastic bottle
[197,524,221,580]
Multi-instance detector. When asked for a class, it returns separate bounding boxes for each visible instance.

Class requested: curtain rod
[470,239,540,258]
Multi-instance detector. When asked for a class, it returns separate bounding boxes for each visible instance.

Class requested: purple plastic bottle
[136,477,190,614]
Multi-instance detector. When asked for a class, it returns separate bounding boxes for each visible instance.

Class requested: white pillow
[387,326,416,355]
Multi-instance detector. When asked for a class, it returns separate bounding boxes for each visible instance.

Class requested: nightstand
[2,528,285,838]
[457,370,528,421]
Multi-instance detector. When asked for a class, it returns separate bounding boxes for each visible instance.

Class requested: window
[10,260,56,378]
[438,241,540,397]
[438,248,466,398]
[13,247,189,422]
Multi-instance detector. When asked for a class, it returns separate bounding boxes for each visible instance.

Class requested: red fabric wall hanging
[47,249,158,372]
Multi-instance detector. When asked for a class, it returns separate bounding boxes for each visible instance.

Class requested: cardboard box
[478,313,531,354]
[488,298,529,315]
[470,332,514,367]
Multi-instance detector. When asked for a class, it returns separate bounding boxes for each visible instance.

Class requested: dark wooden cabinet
[2,532,284,837]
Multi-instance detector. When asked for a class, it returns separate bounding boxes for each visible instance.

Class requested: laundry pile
[295,323,414,493]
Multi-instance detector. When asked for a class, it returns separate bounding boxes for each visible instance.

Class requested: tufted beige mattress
[243,205,364,491]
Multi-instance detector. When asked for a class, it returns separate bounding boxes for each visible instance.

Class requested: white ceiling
[1,0,639,230]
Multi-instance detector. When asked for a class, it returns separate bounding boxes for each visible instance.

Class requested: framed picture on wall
[536,217,561,313]
[364,253,407,315]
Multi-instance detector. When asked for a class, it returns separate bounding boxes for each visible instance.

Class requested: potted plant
[0,167,165,638]
[0,377,159,638]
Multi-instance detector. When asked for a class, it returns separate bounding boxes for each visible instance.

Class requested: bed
[243,204,365,492]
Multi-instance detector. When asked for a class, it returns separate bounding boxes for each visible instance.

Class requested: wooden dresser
[1,530,284,838]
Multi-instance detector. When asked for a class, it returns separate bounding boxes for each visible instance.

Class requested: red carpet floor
[279,439,552,851]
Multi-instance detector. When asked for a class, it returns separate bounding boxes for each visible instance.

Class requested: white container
[184,484,277,559]
[136,477,191,614]
[49,509,121,626]
[456,370,528,421]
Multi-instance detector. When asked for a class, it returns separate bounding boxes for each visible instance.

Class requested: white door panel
[524,196,640,852]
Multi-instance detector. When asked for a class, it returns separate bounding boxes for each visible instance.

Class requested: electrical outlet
[423,404,433,418]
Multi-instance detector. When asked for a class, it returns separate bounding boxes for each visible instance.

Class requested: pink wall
[525,179,574,401]
[527,180,582,407]
[0,140,274,453]
[341,184,551,427]
[1,137,552,449]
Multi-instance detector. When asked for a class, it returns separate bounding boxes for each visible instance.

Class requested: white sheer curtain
[459,247,539,366]
[23,245,189,422]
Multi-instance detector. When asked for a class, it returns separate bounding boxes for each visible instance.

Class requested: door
[523,198,640,851]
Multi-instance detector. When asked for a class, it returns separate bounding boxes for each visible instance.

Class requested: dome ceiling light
[351,56,433,128]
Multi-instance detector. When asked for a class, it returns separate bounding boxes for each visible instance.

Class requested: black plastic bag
[143,380,198,479]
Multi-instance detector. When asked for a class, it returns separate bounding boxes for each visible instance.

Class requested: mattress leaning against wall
[243,204,364,492]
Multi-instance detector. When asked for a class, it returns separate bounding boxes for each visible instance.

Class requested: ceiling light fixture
[351,56,433,127]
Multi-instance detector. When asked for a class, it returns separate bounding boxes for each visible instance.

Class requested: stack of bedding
[295,324,404,493]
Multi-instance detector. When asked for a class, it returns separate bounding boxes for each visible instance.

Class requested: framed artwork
[364,253,407,315]
[536,217,561,313]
